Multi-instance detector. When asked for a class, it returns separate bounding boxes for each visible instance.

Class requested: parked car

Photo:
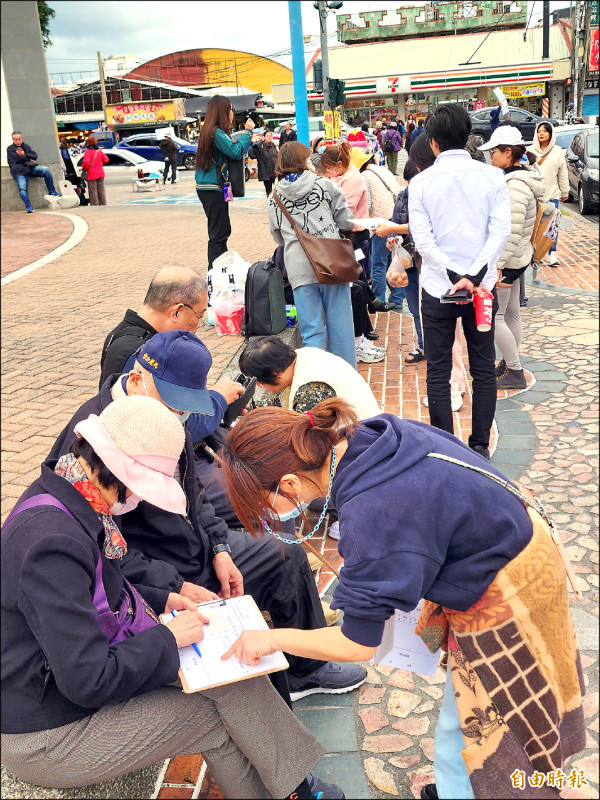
[117,133,197,170]
[552,124,598,152]
[468,106,559,143]
[73,148,165,185]
[565,129,599,215]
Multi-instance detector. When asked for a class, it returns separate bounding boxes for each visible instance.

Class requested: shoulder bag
[81,149,99,181]
[212,131,246,198]
[272,190,362,285]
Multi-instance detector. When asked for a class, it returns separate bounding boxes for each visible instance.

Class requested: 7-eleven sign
[388,77,399,93]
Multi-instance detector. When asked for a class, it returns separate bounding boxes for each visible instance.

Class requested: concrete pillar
[397,94,406,120]
[477,86,488,103]
[1,0,62,211]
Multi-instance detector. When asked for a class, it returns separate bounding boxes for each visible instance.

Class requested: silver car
[73,148,164,185]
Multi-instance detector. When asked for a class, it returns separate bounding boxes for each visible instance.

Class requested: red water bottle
[473,290,494,332]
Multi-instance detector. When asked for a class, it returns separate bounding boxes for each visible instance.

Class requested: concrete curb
[1,212,88,287]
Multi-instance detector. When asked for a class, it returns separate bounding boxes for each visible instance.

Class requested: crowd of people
[2,95,587,800]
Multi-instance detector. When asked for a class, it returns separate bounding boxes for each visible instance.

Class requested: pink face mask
[110,494,141,516]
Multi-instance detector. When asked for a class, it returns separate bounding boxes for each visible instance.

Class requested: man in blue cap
[49,330,367,706]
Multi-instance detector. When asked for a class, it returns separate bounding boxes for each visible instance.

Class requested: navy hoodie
[330,416,532,647]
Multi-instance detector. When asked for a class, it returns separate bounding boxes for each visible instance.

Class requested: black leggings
[197,189,232,269]
[351,279,375,337]
[263,179,274,196]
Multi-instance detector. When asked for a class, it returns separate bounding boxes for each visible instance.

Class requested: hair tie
[305,410,315,427]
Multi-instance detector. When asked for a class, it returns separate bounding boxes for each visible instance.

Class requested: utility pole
[577,0,592,117]
[542,1,550,59]
[287,1,310,146]
[317,1,330,110]
[97,51,108,128]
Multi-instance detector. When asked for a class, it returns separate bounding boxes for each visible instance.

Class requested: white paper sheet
[161,595,288,692]
[349,217,389,230]
[371,601,442,676]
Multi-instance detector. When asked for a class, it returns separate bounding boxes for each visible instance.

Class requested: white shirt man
[406,104,511,460]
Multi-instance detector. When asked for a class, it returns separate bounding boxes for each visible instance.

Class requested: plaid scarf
[54,453,127,559]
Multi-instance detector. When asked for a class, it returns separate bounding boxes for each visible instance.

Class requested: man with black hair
[408,103,511,460]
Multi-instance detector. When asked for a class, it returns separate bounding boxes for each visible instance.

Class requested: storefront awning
[185,93,261,116]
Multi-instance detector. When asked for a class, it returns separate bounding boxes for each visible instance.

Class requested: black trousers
[163,156,178,183]
[421,288,498,449]
[263,179,274,196]
[351,280,374,337]
[197,189,232,269]
[200,528,328,680]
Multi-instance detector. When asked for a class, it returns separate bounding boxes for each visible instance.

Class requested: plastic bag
[211,251,251,292]
[212,287,245,336]
[388,241,412,287]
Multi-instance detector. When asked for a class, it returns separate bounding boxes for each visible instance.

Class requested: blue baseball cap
[135,330,214,415]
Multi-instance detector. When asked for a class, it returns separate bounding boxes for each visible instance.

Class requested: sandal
[404,350,426,364]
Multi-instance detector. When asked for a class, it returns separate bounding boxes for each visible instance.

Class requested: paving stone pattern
[0,203,597,800]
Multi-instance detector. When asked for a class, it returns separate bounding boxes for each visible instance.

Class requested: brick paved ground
[1,201,597,800]
[1,212,73,277]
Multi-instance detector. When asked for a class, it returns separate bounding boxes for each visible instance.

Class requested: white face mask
[271,482,309,522]
[110,494,141,515]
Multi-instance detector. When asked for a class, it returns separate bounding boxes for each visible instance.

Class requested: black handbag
[212,136,246,198]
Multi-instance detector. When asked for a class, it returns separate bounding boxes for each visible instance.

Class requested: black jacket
[279,129,297,147]
[7,142,38,178]
[247,141,278,182]
[1,466,179,734]
[48,377,230,586]
[99,310,157,389]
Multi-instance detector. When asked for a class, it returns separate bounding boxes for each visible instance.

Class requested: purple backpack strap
[2,494,74,529]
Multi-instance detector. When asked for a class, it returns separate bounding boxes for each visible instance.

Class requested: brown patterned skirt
[416,507,586,798]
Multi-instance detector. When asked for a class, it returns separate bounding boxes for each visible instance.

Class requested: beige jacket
[528,122,569,202]
[362,164,401,220]
[496,165,546,272]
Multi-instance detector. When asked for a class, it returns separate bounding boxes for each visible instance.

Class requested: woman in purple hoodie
[219,400,585,800]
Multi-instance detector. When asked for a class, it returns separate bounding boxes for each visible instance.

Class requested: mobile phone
[440,288,473,303]
[222,376,257,427]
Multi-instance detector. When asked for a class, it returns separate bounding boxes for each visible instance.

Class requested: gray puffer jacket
[496,164,545,272]
[268,171,354,289]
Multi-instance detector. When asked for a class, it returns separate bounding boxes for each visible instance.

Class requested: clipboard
[160,595,289,693]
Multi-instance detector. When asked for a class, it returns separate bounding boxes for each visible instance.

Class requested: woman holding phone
[219,400,585,800]
[195,96,256,268]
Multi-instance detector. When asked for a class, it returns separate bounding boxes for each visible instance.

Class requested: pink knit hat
[74,396,186,515]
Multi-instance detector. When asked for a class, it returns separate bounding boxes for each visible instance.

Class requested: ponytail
[219,399,358,535]
[320,140,353,172]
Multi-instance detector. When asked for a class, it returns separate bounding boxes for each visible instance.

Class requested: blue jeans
[370,234,405,306]
[292,282,357,369]
[548,198,559,253]
[15,166,57,210]
[434,667,475,799]
[404,266,423,350]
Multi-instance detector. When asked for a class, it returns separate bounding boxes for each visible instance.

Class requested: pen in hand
[171,609,203,659]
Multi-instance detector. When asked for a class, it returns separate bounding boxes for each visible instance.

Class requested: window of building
[415,5,444,23]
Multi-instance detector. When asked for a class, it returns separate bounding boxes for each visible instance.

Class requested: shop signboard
[323,110,341,141]
[590,29,599,73]
[501,83,545,99]
[106,99,185,126]
[473,100,485,110]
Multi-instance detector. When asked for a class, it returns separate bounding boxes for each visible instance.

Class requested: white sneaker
[328,521,340,540]
[366,343,387,355]
[356,342,385,363]
[546,252,558,266]
[422,394,463,411]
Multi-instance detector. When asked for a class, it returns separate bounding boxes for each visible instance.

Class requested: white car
[553,124,598,152]
[274,117,376,148]
[73,148,165,185]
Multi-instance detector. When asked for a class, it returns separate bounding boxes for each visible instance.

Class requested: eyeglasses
[180,303,204,326]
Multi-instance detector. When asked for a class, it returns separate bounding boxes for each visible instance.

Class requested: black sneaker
[307,773,345,799]
[497,368,526,390]
[421,785,439,800]
[288,662,367,701]
[470,444,491,461]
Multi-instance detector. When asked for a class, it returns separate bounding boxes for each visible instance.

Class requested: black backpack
[383,133,396,154]
[243,259,287,338]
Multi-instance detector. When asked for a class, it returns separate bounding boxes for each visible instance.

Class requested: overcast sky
[45,0,551,82]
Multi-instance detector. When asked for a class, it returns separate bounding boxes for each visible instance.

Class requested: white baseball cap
[479,126,525,151]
